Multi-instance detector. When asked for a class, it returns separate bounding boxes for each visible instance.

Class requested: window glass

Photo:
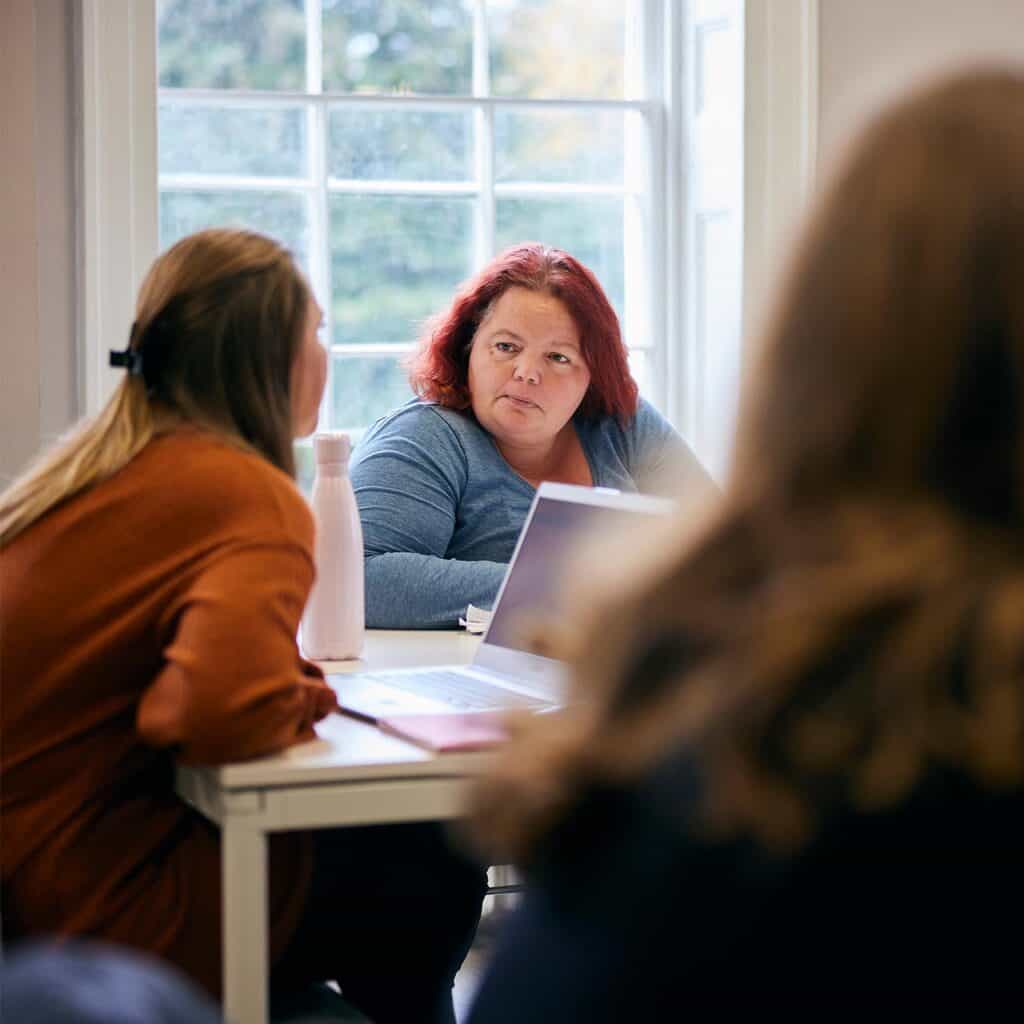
[322,1,473,94]
[488,0,625,99]
[159,104,307,178]
[329,195,474,345]
[156,1,652,435]
[627,348,651,396]
[495,108,625,185]
[330,355,414,432]
[160,191,310,271]
[294,441,316,494]
[495,197,624,325]
[158,0,306,90]
[328,108,472,181]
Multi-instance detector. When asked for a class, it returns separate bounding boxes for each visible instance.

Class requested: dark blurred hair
[471,67,1024,862]
[407,243,638,423]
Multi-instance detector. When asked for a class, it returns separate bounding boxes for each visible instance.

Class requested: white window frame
[158,97,658,436]
[77,0,159,416]
[154,0,666,436]
[77,0,818,474]
[742,0,819,346]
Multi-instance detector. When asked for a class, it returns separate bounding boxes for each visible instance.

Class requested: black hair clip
[109,347,143,375]
[110,321,144,376]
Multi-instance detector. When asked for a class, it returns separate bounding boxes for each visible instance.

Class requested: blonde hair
[0,228,310,546]
[470,67,1024,863]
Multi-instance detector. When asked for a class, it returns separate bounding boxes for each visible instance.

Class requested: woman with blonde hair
[467,67,1024,1019]
[0,228,484,1023]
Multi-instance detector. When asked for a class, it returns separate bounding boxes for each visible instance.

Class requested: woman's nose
[513,358,540,384]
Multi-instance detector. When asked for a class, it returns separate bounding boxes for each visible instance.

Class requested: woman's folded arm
[137,538,338,764]
[364,551,507,629]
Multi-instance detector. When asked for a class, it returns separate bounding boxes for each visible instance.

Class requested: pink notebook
[377,711,508,752]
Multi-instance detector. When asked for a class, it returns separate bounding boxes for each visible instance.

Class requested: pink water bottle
[301,432,365,660]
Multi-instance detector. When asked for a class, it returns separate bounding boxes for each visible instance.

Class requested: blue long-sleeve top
[350,397,713,628]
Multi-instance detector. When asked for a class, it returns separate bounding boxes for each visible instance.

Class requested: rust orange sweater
[0,431,338,996]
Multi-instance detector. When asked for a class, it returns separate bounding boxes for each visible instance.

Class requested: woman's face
[467,287,591,450]
[290,297,328,437]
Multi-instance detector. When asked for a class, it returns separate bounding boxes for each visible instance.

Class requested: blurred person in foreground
[0,228,484,1024]
[466,68,1024,1019]
[350,242,714,628]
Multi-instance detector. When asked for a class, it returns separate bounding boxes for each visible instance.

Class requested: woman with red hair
[350,243,712,628]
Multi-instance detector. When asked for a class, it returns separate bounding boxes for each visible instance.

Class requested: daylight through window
[157,1,669,484]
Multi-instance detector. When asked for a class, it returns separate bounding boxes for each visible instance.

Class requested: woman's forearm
[364,552,507,629]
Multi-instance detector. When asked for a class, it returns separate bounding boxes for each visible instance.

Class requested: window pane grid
[161,175,313,191]
[327,180,478,196]
[472,0,489,96]
[159,89,655,112]
[330,344,414,356]
[471,1,493,268]
[304,0,322,96]
[157,2,663,431]
[494,183,636,198]
[307,73,333,428]
[473,108,495,267]
[160,179,639,198]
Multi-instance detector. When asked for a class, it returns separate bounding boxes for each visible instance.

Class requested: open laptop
[329,482,676,721]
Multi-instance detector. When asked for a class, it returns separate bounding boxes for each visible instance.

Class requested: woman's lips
[501,394,539,410]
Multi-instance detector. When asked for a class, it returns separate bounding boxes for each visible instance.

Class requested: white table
[175,630,485,1024]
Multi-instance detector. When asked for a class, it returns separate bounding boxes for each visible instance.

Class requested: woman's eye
[549,352,570,365]
[495,341,517,353]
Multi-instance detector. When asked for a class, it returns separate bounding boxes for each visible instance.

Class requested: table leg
[223,820,268,1024]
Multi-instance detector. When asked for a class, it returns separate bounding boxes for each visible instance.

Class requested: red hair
[407,243,639,423]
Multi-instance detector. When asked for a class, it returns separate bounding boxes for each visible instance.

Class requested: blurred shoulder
[631,396,680,439]
[138,430,313,543]
[586,397,715,501]
[585,397,677,443]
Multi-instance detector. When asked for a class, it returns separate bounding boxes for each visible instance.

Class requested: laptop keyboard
[361,669,546,711]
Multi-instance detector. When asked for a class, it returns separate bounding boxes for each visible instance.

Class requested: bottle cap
[313,432,351,465]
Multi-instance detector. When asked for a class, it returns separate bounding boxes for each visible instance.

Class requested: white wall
[1,1,41,486]
[817,0,1024,175]
[0,0,77,486]
[741,0,1024,389]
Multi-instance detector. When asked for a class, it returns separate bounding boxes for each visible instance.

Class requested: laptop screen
[483,488,673,653]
